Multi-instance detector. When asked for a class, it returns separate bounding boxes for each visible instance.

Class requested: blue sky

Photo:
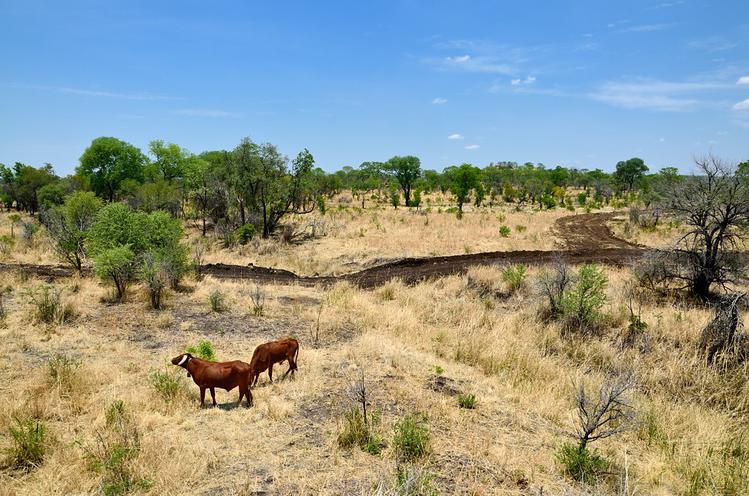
[1,0,748,175]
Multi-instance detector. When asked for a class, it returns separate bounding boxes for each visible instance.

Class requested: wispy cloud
[737,76,749,85]
[648,1,685,9]
[589,79,729,111]
[511,76,536,86]
[619,23,676,33]
[688,37,739,52]
[464,144,480,150]
[174,109,240,117]
[432,97,448,104]
[431,54,515,74]
[733,99,749,111]
[447,133,464,140]
[9,83,177,101]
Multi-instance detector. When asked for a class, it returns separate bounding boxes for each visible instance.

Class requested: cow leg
[199,387,206,408]
[268,365,273,383]
[237,389,244,408]
[210,387,217,406]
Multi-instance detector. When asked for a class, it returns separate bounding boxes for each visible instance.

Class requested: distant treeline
[2,136,746,238]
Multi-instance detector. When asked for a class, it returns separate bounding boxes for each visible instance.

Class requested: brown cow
[249,338,299,386]
[171,353,253,408]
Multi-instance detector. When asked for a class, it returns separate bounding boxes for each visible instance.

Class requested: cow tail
[294,344,299,368]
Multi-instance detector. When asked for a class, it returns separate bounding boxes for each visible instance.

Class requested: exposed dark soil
[3,212,646,288]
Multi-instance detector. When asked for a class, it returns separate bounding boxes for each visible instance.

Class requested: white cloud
[511,76,536,86]
[437,54,515,74]
[14,83,177,101]
[737,76,749,85]
[464,144,480,150]
[448,133,464,140]
[733,99,749,110]
[175,109,239,117]
[432,97,448,104]
[659,137,665,142]
[589,79,728,111]
[688,37,738,52]
[447,54,471,63]
[619,23,676,33]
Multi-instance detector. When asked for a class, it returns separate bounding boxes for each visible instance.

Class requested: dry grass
[0,207,747,494]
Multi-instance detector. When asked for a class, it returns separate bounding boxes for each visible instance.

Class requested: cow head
[171,353,193,377]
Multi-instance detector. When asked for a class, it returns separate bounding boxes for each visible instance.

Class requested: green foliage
[613,157,648,192]
[515,224,527,233]
[539,194,556,209]
[457,393,476,409]
[84,400,150,496]
[433,365,444,375]
[93,246,135,301]
[0,234,15,257]
[384,156,421,207]
[556,442,609,484]
[42,191,102,273]
[499,225,511,237]
[501,264,527,293]
[560,264,608,333]
[149,370,185,403]
[316,195,326,215]
[577,191,588,205]
[208,289,227,313]
[337,407,383,455]
[444,163,481,213]
[390,191,400,208]
[77,137,146,201]
[186,340,216,361]
[411,189,422,208]
[234,224,256,245]
[25,284,75,325]
[6,417,47,470]
[393,414,430,462]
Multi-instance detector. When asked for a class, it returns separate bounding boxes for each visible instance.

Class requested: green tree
[613,158,648,193]
[148,140,188,182]
[444,163,480,213]
[93,245,135,301]
[77,137,146,201]
[42,192,103,273]
[351,162,383,208]
[384,156,421,207]
[12,163,58,213]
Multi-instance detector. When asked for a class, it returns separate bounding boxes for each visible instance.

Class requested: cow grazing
[249,338,299,386]
[171,353,253,408]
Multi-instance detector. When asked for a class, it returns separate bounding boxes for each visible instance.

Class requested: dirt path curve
[2,212,645,288]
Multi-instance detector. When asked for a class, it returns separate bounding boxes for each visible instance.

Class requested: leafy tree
[384,156,421,207]
[613,157,648,192]
[148,140,188,182]
[184,155,222,236]
[351,162,383,208]
[444,163,480,213]
[93,245,135,301]
[77,137,146,201]
[11,163,58,213]
[42,192,103,273]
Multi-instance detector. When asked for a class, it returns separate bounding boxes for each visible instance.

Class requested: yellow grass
[0,208,747,494]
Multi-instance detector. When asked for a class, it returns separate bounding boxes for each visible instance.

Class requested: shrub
[139,252,169,309]
[393,414,429,462]
[48,354,81,393]
[186,340,216,361]
[209,289,227,312]
[556,442,609,484]
[21,221,38,240]
[149,370,184,403]
[499,225,511,237]
[249,285,266,316]
[25,285,76,325]
[540,194,556,209]
[560,264,608,334]
[84,400,150,496]
[577,192,588,205]
[501,264,527,294]
[0,234,15,256]
[6,417,47,470]
[41,191,102,273]
[337,407,383,455]
[316,195,326,215]
[93,246,135,301]
[457,393,476,409]
[234,224,256,245]
[515,224,527,233]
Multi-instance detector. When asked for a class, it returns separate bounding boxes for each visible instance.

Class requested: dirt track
[3,212,645,288]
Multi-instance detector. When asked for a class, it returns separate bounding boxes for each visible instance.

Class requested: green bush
[337,407,383,455]
[93,246,135,301]
[499,225,511,237]
[393,414,430,462]
[208,289,227,312]
[149,370,184,403]
[25,285,76,325]
[139,252,169,309]
[84,400,150,496]
[234,224,256,245]
[42,191,102,273]
[540,194,557,209]
[6,417,47,470]
[186,340,216,361]
[577,192,588,205]
[556,442,609,484]
[457,393,476,409]
[501,264,527,294]
[48,354,81,393]
[560,264,608,334]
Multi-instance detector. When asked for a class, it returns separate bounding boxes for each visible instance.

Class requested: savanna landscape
[3,2,749,495]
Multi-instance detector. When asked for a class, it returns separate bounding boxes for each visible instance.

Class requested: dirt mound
[4,212,646,288]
